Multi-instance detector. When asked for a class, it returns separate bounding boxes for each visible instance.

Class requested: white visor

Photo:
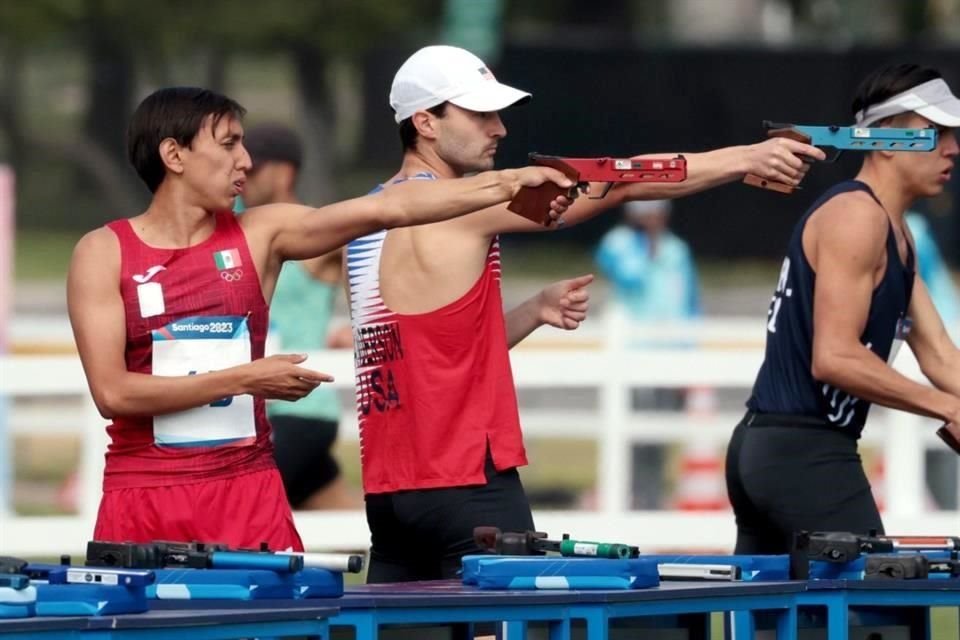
[854,78,960,127]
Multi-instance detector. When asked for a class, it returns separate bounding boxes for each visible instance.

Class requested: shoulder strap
[105,218,137,243]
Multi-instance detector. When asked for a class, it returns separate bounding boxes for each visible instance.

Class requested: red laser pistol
[507,153,687,225]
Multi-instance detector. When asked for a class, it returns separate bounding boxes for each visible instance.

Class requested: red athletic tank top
[102,211,275,489]
[346,177,527,494]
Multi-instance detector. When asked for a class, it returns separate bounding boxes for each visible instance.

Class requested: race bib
[152,315,255,447]
[887,315,913,365]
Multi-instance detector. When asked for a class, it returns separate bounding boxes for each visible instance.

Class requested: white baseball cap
[389,45,531,124]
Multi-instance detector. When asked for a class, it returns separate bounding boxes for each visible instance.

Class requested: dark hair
[127,87,246,193]
[851,64,943,120]
[398,102,448,151]
[244,123,303,172]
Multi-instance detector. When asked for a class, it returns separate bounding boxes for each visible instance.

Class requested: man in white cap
[728,63,960,554]
[349,45,825,583]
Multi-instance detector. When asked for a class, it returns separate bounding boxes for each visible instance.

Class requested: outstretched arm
[246,167,574,262]
[462,137,828,236]
[505,274,593,348]
[617,138,826,201]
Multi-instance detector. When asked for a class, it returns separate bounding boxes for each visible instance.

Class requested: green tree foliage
[0,0,443,227]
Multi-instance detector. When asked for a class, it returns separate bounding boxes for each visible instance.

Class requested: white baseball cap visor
[448,82,531,116]
[855,78,960,128]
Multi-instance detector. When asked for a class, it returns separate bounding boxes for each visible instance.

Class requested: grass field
[14,229,83,281]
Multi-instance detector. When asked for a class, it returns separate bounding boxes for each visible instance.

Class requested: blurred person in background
[595,199,701,322]
[66,85,576,551]
[906,211,960,330]
[241,123,358,511]
[595,198,703,509]
[905,209,960,510]
[353,44,824,584]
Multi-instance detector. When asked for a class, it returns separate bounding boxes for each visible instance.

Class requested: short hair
[244,123,303,172]
[127,87,246,193]
[851,64,943,120]
[398,102,448,152]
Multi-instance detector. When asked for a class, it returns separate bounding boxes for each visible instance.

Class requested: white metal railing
[1,314,958,556]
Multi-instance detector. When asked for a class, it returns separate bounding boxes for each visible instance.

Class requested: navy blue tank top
[747,180,915,436]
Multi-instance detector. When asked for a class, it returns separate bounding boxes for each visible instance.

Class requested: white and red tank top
[347,175,528,494]
[102,211,275,489]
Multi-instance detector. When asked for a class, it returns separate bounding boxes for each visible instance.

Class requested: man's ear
[159,138,185,176]
[411,110,439,141]
[877,113,927,160]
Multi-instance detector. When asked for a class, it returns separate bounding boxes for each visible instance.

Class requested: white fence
[1,315,958,557]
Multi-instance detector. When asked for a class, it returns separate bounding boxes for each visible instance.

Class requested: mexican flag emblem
[213,248,242,270]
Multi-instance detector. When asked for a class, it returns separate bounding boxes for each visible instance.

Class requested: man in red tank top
[66,86,575,551]
[355,45,829,583]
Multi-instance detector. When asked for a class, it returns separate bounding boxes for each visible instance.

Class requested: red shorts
[94,467,304,551]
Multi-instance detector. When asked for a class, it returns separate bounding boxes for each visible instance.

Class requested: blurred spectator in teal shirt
[595,199,701,322]
[906,210,959,510]
[906,211,960,331]
[595,199,704,509]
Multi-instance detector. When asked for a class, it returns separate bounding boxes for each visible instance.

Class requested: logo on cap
[478,67,495,81]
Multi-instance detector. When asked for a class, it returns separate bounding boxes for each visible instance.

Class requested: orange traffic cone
[672,387,729,511]
[673,441,729,510]
[56,470,79,513]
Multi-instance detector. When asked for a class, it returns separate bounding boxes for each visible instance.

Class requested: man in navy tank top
[66,87,575,551]
[730,64,960,554]
[354,45,826,584]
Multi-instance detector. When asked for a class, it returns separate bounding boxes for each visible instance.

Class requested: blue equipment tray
[149,568,343,600]
[0,585,37,618]
[461,555,660,590]
[35,583,147,616]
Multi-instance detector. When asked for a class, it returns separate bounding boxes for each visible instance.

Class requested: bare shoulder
[71,226,120,267]
[240,201,358,232]
[236,203,295,229]
[236,203,308,249]
[68,227,121,307]
[809,189,889,246]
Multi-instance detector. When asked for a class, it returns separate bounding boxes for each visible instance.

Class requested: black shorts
[364,452,535,583]
[725,411,883,555]
[270,414,340,509]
